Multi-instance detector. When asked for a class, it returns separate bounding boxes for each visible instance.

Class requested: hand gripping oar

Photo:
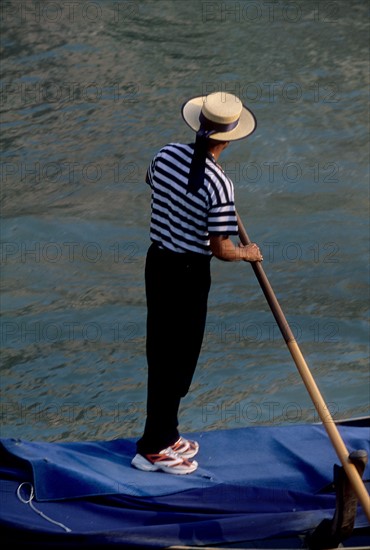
[237,211,370,522]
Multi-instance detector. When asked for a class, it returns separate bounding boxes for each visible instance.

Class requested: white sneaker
[131,446,198,475]
[170,436,199,459]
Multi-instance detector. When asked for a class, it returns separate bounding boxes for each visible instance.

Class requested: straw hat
[181,91,256,141]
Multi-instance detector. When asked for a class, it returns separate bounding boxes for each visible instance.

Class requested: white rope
[16,482,72,533]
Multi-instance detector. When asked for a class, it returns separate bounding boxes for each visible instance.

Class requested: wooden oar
[237,211,370,522]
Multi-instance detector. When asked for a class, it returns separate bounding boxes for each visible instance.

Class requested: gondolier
[131,91,263,475]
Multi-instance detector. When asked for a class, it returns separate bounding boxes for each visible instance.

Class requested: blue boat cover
[0,423,369,547]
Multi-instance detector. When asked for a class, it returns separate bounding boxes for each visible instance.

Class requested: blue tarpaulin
[1,423,369,547]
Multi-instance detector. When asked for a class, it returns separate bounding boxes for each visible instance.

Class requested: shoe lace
[161,447,180,458]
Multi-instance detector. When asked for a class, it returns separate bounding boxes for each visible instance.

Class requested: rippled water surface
[1,0,369,442]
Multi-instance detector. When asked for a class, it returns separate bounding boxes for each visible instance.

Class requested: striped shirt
[146,142,238,255]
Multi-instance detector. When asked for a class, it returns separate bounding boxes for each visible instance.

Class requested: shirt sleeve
[207,169,238,236]
[208,204,238,236]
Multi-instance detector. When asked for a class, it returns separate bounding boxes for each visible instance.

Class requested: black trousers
[136,243,211,455]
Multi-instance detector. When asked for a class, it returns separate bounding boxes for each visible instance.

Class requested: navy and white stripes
[146,142,238,255]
